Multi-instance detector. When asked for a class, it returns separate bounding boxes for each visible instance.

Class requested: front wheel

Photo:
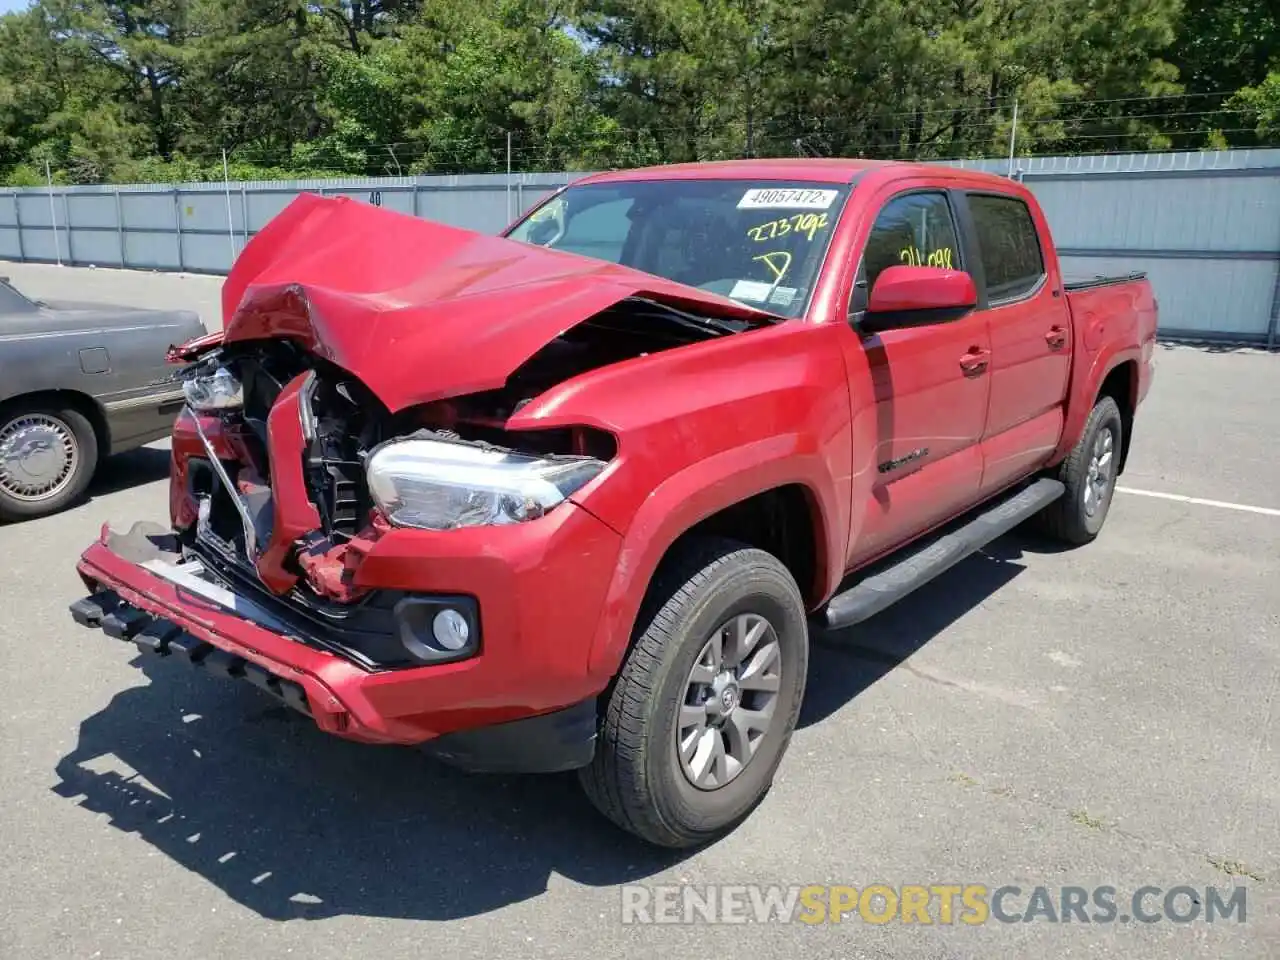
[579,537,809,848]
[1036,395,1123,545]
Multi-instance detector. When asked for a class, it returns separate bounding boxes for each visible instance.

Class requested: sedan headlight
[366,437,605,530]
[182,365,243,412]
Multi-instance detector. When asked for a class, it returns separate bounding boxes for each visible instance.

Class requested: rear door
[960,192,1072,492]
[842,187,991,568]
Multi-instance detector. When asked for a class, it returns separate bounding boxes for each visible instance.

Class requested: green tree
[0,5,151,182]
[1230,71,1280,138]
[178,0,328,167]
[580,0,1184,163]
[309,0,423,53]
[0,0,1273,186]
[41,0,192,158]
[1167,1,1278,146]
[393,0,622,173]
[577,0,778,163]
[1171,0,1276,95]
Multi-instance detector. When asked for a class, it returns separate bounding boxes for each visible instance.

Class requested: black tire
[0,402,98,522]
[579,537,809,848]
[1036,396,1123,545]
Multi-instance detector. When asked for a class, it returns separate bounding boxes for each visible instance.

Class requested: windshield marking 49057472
[737,188,838,210]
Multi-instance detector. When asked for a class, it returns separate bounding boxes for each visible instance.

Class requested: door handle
[959,348,990,377]
[1045,326,1068,350]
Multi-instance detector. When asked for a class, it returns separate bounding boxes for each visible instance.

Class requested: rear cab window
[966,194,1046,303]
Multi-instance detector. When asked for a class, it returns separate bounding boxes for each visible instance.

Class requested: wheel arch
[0,389,109,459]
[585,450,838,683]
[1095,360,1137,474]
[666,484,822,608]
[1053,347,1141,471]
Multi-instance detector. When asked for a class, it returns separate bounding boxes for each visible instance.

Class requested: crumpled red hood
[215,193,768,411]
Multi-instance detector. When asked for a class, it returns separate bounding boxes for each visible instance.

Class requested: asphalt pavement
[0,262,1276,959]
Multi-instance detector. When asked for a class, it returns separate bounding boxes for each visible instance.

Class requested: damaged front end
[70,194,769,749]
[166,288,734,615]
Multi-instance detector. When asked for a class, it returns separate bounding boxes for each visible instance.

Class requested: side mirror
[861,265,978,334]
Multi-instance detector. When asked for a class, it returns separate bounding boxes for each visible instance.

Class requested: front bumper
[71,585,598,772]
[71,503,621,765]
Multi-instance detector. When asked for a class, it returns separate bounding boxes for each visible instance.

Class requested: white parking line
[1116,486,1280,517]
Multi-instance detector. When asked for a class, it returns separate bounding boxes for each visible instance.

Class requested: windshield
[505,179,850,319]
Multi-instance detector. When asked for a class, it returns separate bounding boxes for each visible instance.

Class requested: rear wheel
[1036,395,1123,545]
[579,537,809,848]
[0,403,98,521]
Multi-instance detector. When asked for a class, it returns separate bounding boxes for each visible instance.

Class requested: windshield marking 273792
[747,213,830,243]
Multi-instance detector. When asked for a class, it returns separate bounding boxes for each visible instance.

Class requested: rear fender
[1055,280,1153,462]
[1055,342,1141,463]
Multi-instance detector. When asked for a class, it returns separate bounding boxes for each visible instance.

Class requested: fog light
[432,609,470,651]
[393,596,479,663]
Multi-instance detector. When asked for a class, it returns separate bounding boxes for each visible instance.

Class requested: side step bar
[823,477,1065,629]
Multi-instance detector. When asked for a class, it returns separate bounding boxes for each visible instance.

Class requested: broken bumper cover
[70,508,620,771]
[70,584,597,772]
[71,587,314,717]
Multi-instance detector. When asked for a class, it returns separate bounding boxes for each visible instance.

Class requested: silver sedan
[0,276,205,521]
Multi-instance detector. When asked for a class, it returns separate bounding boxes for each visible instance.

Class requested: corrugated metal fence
[949,150,1280,345]
[2,151,1278,345]
[0,171,574,275]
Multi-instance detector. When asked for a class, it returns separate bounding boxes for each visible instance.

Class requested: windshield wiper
[630,297,781,336]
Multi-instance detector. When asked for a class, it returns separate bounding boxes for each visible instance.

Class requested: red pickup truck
[69,159,1157,848]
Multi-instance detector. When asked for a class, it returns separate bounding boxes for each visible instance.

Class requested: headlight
[182,365,243,412]
[366,437,605,530]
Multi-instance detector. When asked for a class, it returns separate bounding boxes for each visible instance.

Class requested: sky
[0,1,28,12]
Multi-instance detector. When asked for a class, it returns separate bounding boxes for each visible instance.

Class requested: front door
[842,188,991,569]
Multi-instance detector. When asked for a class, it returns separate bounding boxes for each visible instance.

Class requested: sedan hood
[219,193,772,411]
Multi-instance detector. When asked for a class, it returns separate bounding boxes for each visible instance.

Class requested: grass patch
[1069,808,1105,830]
[1206,856,1266,882]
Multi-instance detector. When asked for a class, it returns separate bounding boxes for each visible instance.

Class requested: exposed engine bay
[174,296,744,605]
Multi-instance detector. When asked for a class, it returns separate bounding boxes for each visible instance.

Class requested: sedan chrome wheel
[676,612,783,790]
[1083,425,1115,518]
[0,413,79,502]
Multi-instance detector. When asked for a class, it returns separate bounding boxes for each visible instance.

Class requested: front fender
[583,436,841,682]
[501,320,854,683]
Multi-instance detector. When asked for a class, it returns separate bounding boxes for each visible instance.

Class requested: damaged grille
[189,539,422,669]
[184,352,389,556]
[299,374,381,539]
[184,294,710,558]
